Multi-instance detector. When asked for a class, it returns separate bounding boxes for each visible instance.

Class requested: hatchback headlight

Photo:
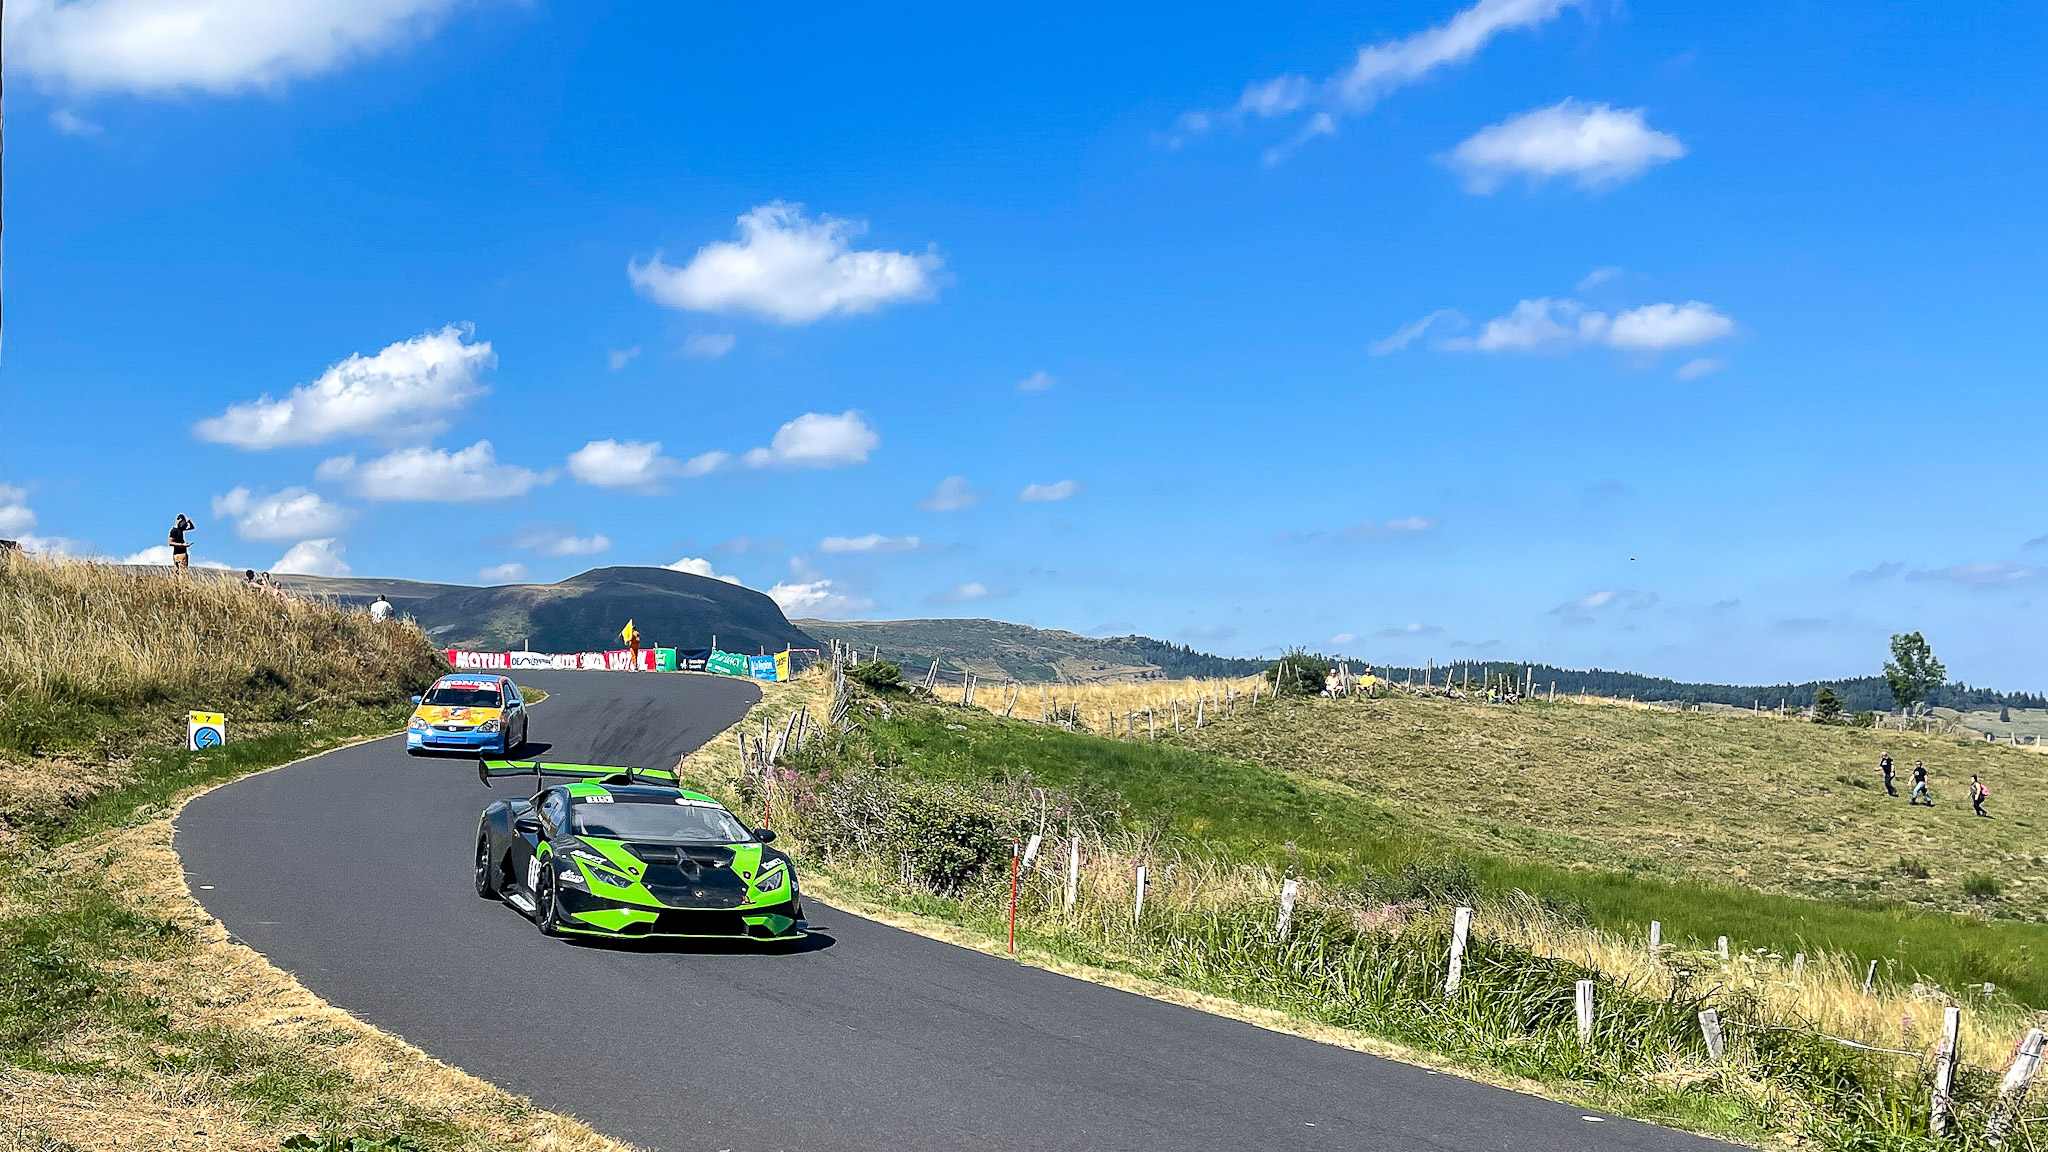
[408,716,426,731]
[477,719,499,732]
[754,863,787,894]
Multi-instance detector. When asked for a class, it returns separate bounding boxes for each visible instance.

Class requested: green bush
[1962,872,2002,898]
[847,659,904,691]
[1355,857,1479,907]
[1268,649,1333,697]
[1895,857,1930,879]
[798,767,1018,894]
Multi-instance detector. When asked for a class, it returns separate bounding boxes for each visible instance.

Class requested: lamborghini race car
[473,760,806,941]
[407,674,529,756]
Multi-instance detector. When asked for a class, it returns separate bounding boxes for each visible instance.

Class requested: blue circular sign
[194,726,222,748]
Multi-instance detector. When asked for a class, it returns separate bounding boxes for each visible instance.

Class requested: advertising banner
[707,651,750,677]
[676,648,712,673]
[774,651,792,681]
[445,650,511,670]
[655,648,679,672]
[748,654,780,681]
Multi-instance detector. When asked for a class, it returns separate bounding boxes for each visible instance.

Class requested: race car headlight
[754,863,788,894]
[408,716,427,731]
[477,719,500,732]
[579,859,637,890]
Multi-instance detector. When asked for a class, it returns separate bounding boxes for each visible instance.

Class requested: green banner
[654,647,678,672]
[707,650,750,677]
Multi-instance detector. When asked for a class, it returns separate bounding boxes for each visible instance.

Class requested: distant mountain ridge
[794,618,1269,683]
[276,566,816,655]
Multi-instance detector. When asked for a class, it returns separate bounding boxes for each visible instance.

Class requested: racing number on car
[527,856,541,892]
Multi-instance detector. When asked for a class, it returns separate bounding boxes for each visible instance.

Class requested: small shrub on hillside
[797,767,1019,894]
[1895,857,1931,879]
[1268,649,1333,697]
[1354,857,1478,908]
[1962,872,2002,898]
[1812,685,1844,724]
[846,659,905,691]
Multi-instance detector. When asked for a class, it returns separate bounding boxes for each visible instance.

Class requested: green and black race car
[473,760,805,941]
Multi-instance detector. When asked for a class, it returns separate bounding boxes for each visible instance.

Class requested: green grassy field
[862,696,2048,1005]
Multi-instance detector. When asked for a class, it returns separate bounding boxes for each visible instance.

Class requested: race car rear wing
[477,759,682,789]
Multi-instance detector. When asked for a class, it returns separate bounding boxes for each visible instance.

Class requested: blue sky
[5,1,2047,688]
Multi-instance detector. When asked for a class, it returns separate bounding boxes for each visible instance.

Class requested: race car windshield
[569,798,753,843]
[422,686,502,708]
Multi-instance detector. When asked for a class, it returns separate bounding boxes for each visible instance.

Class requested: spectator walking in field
[1909,760,1932,806]
[1970,774,1989,817]
[168,513,195,570]
[1879,752,1897,797]
[369,593,393,623]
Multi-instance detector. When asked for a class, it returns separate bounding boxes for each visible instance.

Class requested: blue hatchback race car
[406,674,530,756]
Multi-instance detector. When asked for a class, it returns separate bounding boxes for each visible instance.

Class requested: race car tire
[534,861,566,937]
[473,828,499,899]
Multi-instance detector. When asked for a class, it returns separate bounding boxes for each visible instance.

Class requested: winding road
[177,670,1721,1152]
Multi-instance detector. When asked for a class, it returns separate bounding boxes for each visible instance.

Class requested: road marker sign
[188,711,226,751]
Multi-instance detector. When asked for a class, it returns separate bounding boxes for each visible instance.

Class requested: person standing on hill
[1909,760,1932,806]
[1969,774,1989,817]
[1879,752,1897,797]
[369,593,393,623]
[621,619,642,670]
[167,513,195,570]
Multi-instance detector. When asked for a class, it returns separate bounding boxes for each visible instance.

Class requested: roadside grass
[0,551,626,1152]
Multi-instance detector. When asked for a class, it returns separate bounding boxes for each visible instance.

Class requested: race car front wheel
[474,829,498,899]
[534,862,565,937]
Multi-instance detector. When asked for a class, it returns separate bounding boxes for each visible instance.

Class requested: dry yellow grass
[963,674,1267,733]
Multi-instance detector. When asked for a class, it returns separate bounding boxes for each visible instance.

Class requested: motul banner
[445,649,511,669]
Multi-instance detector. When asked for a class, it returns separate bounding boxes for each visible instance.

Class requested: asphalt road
[178,670,1723,1152]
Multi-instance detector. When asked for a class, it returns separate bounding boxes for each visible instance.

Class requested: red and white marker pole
[1009,841,1021,954]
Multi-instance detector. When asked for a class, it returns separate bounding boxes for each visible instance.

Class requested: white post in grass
[1931,1005,1962,1137]
[1064,839,1080,913]
[1986,1027,2045,1147]
[1133,865,1148,923]
[1149,709,1156,741]
[1863,959,1879,995]
[1022,833,1043,870]
[1195,696,1205,729]
[1575,980,1596,1045]
[1717,935,1730,961]
[1698,1008,1726,1062]
[1277,877,1300,941]
[1792,952,1806,976]
[1445,906,1473,994]
[1173,700,1181,733]
[1648,920,1662,952]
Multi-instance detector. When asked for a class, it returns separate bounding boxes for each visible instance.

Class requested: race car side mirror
[514,815,542,835]
[411,695,422,704]
[754,828,777,843]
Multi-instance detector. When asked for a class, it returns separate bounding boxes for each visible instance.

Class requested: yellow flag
[620,619,639,644]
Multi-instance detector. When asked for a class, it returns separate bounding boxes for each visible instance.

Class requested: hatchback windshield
[423,685,502,708]
[569,797,753,843]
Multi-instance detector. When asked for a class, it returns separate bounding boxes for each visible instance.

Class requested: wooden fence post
[1445,906,1473,993]
[1698,1008,1726,1061]
[1133,864,1148,923]
[1648,920,1662,952]
[1277,877,1300,941]
[1717,935,1730,961]
[1986,1027,2046,1147]
[1931,1005,1961,1137]
[1064,839,1080,913]
[1195,696,1205,728]
[1022,833,1043,869]
[1792,952,1806,976]
[1863,959,1878,995]
[1173,699,1181,733]
[1575,980,1596,1045]
[1149,709,1156,740]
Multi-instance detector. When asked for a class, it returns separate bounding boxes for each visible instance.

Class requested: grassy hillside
[0,553,628,1152]
[278,564,818,654]
[797,617,1268,682]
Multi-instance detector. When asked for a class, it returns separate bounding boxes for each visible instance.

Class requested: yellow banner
[773,651,791,681]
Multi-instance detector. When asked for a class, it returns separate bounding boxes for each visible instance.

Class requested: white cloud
[272,538,351,577]
[1549,587,1656,625]
[195,325,493,449]
[1384,517,1439,533]
[479,562,529,583]
[211,486,351,542]
[739,411,878,470]
[566,439,679,489]
[1330,633,1358,645]
[119,543,229,568]
[1176,0,1581,155]
[1577,266,1622,291]
[1375,622,1446,638]
[928,581,1008,605]
[1370,309,1465,355]
[666,556,742,584]
[1445,101,1684,193]
[1605,302,1734,351]
[681,450,732,478]
[767,578,872,617]
[629,202,940,324]
[0,483,38,536]
[607,347,641,371]
[515,526,610,557]
[1910,562,2041,589]
[49,108,101,135]
[1675,356,1726,380]
[324,440,550,502]
[818,534,922,554]
[918,476,981,513]
[1451,297,1733,355]
[5,0,462,95]
[683,333,737,359]
[20,534,92,557]
[1017,370,1056,392]
[1020,480,1081,503]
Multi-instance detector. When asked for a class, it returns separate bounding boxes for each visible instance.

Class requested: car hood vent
[621,842,737,868]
